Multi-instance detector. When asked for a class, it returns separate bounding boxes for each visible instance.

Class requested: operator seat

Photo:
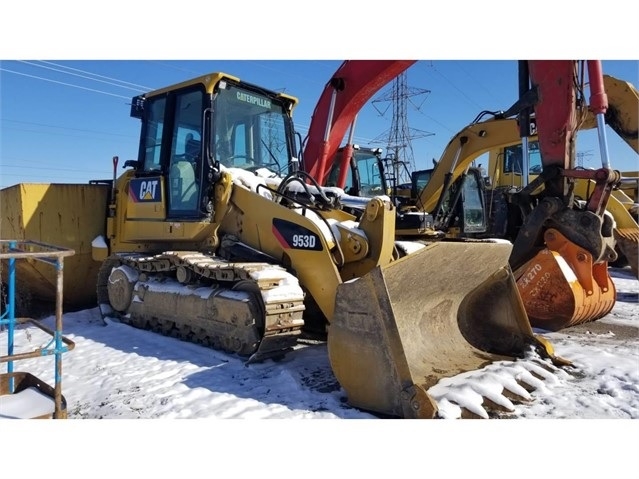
[185,138,201,163]
[170,138,200,211]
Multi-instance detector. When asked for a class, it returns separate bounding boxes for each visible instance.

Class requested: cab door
[121,87,206,242]
[167,90,204,217]
[126,95,167,222]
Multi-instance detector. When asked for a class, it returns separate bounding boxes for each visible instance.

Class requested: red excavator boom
[301,60,415,185]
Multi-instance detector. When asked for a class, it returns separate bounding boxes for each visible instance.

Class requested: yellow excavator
[1,68,567,419]
[310,63,636,332]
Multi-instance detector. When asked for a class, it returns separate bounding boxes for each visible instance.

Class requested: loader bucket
[327,241,536,419]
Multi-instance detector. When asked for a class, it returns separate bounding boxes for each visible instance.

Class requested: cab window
[168,89,203,215]
[213,83,291,175]
[503,142,542,174]
[142,97,166,172]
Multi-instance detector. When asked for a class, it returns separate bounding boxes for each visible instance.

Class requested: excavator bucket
[327,241,537,419]
[514,230,617,331]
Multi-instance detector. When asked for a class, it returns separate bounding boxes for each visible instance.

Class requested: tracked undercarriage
[96,252,306,363]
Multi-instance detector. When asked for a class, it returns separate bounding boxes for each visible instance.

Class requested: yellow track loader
[1,70,557,419]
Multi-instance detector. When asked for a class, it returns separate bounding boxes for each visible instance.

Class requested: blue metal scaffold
[0,240,75,419]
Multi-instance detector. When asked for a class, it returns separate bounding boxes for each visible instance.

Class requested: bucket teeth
[429,350,570,419]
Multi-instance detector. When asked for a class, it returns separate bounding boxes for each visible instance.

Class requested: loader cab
[127,75,298,223]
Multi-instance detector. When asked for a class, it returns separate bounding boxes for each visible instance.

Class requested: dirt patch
[562,320,638,341]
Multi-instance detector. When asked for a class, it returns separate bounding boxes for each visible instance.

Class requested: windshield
[503,141,542,174]
[354,150,385,196]
[212,83,293,176]
[327,149,384,196]
[461,173,485,232]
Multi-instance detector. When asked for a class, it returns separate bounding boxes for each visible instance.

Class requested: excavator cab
[326,146,387,197]
[424,166,488,236]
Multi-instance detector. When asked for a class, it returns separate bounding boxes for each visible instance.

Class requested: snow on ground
[1,267,637,479]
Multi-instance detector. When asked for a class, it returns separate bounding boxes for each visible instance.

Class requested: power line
[1,60,393,161]
[146,60,335,90]
[144,60,204,76]
[36,60,154,90]
[421,114,458,135]
[452,61,504,105]
[1,119,136,138]
[17,60,152,92]
[0,163,113,174]
[0,68,132,99]
[422,62,485,111]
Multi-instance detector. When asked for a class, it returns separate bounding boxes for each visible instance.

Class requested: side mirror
[123,160,141,169]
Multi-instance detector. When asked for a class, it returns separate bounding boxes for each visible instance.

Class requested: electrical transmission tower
[576,150,593,168]
[371,71,434,185]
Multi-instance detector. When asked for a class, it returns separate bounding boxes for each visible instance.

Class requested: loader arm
[218,177,397,323]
